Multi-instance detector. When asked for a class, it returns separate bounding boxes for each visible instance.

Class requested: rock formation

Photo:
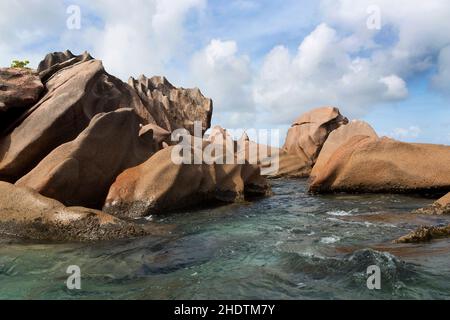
[103,145,270,218]
[37,50,93,82]
[310,136,450,194]
[0,182,148,242]
[0,58,149,182]
[284,107,348,162]
[0,68,44,133]
[128,75,213,136]
[395,225,450,243]
[311,120,378,178]
[16,109,162,209]
[414,193,450,215]
[278,106,348,177]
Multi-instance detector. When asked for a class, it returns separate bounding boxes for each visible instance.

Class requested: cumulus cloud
[432,45,450,94]
[389,126,422,140]
[190,39,254,127]
[82,0,206,79]
[253,23,409,123]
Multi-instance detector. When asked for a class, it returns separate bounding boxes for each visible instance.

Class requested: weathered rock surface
[103,145,270,218]
[0,68,44,111]
[128,75,213,136]
[16,109,161,209]
[0,182,148,242]
[0,59,149,182]
[0,68,44,133]
[395,225,450,243]
[310,136,450,194]
[37,50,93,82]
[283,106,348,164]
[311,120,378,178]
[414,193,450,215]
[268,151,312,179]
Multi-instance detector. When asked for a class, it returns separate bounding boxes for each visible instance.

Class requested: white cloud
[389,126,422,140]
[190,39,254,127]
[432,45,450,94]
[379,75,408,100]
[82,0,206,79]
[253,23,409,123]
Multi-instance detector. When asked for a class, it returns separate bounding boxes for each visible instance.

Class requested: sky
[1,0,449,145]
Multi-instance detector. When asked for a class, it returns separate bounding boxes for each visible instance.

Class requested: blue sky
[1,0,449,145]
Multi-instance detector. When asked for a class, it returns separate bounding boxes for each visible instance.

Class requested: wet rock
[0,182,148,242]
[414,193,450,215]
[395,225,450,243]
[16,109,161,209]
[128,75,213,136]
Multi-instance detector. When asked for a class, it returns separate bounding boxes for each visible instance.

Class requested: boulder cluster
[272,106,450,243]
[0,50,268,241]
[1,50,449,244]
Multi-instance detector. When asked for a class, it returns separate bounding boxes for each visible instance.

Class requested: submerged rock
[311,120,378,178]
[283,107,348,163]
[309,136,450,194]
[395,225,450,243]
[103,145,271,218]
[128,75,213,136]
[0,58,148,182]
[414,193,450,215]
[16,109,161,209]
[0,182,148,242]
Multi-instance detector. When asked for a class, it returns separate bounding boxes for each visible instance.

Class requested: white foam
[320,236,341,244]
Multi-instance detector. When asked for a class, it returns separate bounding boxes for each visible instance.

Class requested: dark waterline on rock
[1,179,450,299]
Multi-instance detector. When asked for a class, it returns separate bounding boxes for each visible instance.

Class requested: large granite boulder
[311,120,378,178]
[128,75,213,136]
[283,107,348,163]
[309,136,450,194]
[16,109,161,209]
[103,144,270,218]
[0,68,44,133]
[0,58,149,182]
[37,50,93,82]
[0,68,44,111]
[0,182,148,242]
[414,193,450,215]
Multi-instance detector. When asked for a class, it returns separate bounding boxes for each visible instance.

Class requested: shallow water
[1,179,450,300]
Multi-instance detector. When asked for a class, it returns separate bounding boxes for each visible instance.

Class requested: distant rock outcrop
[309,136,450,194]
[0,182,148,242]
[311,120,378,178]
[16,109,162,209]
[128,75,213,136]
[0,58,149,182]
[284,107,348,162]
[103,145,270,218]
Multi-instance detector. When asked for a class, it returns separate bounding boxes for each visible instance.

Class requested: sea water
[1,179,449,300]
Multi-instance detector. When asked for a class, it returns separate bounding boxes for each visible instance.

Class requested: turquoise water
[1,179,450,300]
